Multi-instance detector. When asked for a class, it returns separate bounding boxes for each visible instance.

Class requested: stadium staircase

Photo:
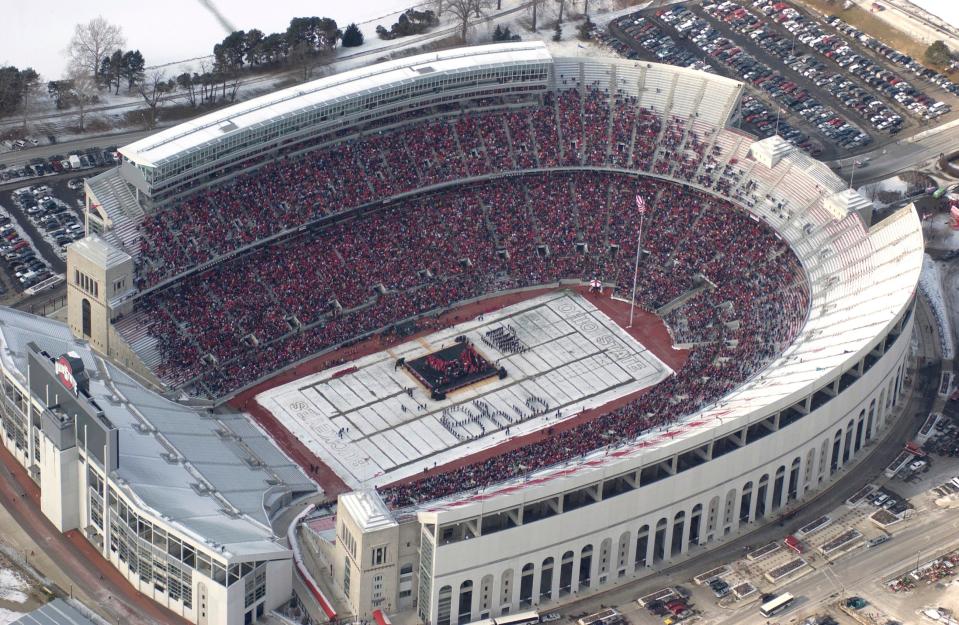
[656,276,716,317]
[496,116,519,169]
[112,311,164,371]
[87,171,143,258]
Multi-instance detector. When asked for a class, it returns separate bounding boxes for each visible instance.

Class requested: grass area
[792,0,946,72]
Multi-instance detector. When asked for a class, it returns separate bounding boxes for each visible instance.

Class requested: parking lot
[599,0,957,160]
[0,178,87,300]
[0,144,118,185]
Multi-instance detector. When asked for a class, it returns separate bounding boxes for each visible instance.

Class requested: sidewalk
[0,441,192,625]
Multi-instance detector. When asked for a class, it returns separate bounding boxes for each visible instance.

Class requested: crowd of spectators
[123,166,807,425]
[136,85,747,287]
[115,82,819,504]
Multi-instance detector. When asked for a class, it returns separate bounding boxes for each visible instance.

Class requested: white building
[0,307,316,625]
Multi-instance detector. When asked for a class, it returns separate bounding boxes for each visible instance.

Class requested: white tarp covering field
[257,291,672,489]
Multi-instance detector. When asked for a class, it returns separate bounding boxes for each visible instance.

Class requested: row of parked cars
[924,418,959,457]
[643,597,692,621]
[601,15,714,74]
[740,95,818,153]
[0,190,60,291]
[698,1,871,150]
[751,0,948,124]
[0,146,117,183]
[12,185,84,256]
[869,487,908,515]
[744,1,905,133]
[827,15,959,98]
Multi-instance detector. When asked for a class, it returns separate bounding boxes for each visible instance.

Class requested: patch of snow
[922,254,956,360]
[0,569,30,605]
[922,212,959,251]
[0,608,22,625]
[857,176,909,207]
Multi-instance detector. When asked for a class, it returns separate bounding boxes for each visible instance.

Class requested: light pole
[628,197,647,328]
[848,159,860,190]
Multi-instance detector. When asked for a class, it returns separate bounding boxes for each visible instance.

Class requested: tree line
[1,1,605,132]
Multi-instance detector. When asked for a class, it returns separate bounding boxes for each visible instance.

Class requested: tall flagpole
[627,210,645,328]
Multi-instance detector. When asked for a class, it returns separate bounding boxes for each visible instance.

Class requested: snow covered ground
[922,212,959,251]
[0,608,22,625]
[3,0,433,79]
[0,569,29,605]
[858,176,909,207]
[919,254,956,360]
[257,291,672,489]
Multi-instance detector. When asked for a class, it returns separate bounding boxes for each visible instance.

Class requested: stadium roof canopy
[119,41,554,169]
[0,306,316,557]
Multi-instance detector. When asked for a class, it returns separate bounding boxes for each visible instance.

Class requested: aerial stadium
[0,41,923,625]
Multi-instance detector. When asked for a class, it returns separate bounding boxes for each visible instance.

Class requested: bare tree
[555,0,567,25]
[446,0,492,42]
[67,16,126,81]
[20,68,40,129]
[528,0,547,31]
[67,65,97,132]
[138,69,169,129]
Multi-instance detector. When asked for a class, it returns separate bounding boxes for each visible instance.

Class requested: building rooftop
[68,234,131,271]
[119,42,553,169]
[0,306,317,558]
[11,599,98,625]
[340,490,397,532]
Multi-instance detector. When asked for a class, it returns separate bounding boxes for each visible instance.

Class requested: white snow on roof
[340,490,397,532]
[68,235,131,270]
[0,307,316,557]
[119,42,553,168]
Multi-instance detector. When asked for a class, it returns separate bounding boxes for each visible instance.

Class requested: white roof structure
[11,599,97,625]
[340,490,398,532]
[825,188,874,221]
[69,234,131,270]
[119,42,554,169]
[750,135,794,169]
[0,306,316,556]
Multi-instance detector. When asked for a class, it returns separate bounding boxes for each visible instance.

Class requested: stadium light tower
[628,194,648,328]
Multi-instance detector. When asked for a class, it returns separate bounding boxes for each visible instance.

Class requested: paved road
[832,118,959,184]
[710,510,959,625]
[0,439,190,625]
[0,130,156,169]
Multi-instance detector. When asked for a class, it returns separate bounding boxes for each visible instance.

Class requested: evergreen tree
[342,23,364,47]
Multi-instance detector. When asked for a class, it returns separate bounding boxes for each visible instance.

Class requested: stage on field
[255,291,673,489]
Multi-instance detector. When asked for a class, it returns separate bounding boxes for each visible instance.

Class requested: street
[832,118,959,184]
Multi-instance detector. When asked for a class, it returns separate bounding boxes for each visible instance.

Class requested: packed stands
[113,78,820,509]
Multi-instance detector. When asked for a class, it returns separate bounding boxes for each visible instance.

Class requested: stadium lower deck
[255,291,673,490]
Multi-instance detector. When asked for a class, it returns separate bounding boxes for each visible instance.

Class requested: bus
[759,593,795,617]
[496,611,542,625]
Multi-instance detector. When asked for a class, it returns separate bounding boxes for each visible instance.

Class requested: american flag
[635,194,647,214]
